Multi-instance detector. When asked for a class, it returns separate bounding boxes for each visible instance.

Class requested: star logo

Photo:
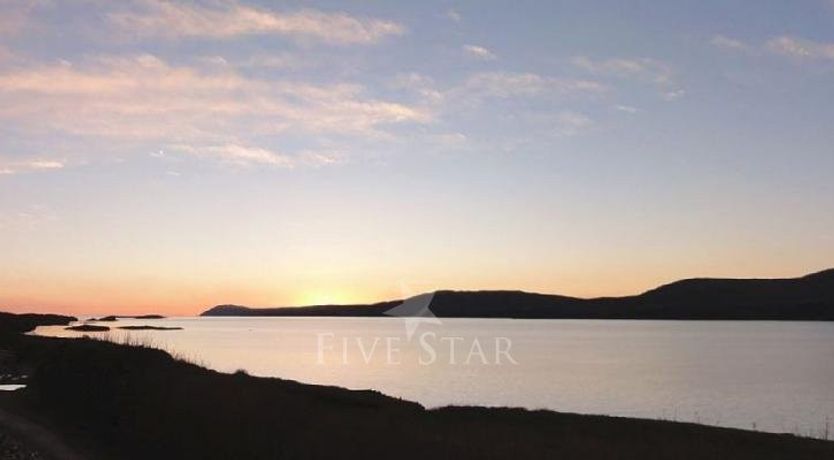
[384,292,441,340]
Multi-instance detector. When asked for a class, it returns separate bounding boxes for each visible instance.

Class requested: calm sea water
[33,318,834,438]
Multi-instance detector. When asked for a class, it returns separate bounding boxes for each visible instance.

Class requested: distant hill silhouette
[202,269,834,320]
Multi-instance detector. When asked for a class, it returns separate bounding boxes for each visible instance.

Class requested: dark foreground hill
[0,312,832,460]
[203,268,834,320]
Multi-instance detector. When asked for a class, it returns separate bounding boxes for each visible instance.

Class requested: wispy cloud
[430,132,468,148]
[172,144,294,168]
[765,36,834,60]
[0,158,65,176]
[553,111,594,136]
[463,44,497,61]
[446,9,461,23]
[238,53,309,70]
[170,143,345,169]
[614,104,639,114]
[710,34,750,51]
[196,52,312,71]
[573,56,672,83]
[440,72,605,139]
[391,72,445,105]
[572,56,683,100]
[661,89,685,101]
[0,54,430,141]
[110,0,405,45]
[459,71,607,100]
[389,71,605,143]
[711,34,834,61]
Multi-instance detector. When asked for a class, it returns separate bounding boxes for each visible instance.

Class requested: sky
[1,0,833,315]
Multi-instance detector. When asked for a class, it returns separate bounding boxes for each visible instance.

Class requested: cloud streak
[572,56,673,84]
[710,34,749,51]
[765,36,834,60]
[553,111,594,136]
[110,0,405,45]
[446,9,461,23]
[711,34,834,61]
[0,158,64,176]
[171,144,293,168]
[463,44,497,61]
[459,71,607,100]
[572,56,683,100]
[0,54,430,141]
[171,143,345,169]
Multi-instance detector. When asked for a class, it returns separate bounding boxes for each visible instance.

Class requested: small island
[65,324,110,332]
[117,325,183,331]
[90,314,166,322]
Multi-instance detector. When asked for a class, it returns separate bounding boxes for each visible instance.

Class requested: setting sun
[294,290,359,307]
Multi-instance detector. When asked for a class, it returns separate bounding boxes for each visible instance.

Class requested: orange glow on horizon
[2,263,831,316]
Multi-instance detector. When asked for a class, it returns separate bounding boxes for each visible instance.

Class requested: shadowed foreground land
[1,313,833,459]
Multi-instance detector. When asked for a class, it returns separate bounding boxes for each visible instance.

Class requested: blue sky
[1,0,833,314]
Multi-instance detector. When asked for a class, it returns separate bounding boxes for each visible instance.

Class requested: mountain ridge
[201,269,834,320]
